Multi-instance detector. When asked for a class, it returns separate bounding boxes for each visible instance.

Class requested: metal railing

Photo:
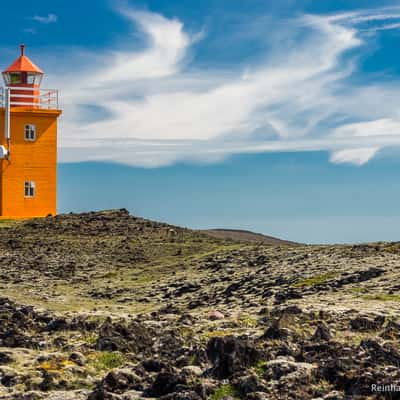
[0,86,59,110]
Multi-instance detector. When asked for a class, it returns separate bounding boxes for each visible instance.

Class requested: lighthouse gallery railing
[0,87,59,110]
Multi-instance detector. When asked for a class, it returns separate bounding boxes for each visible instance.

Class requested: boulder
[350,315,385,331]
[208,311,225,321]
[0,351,14,365]
[141,359,165,373]
[312,322,332,342]
[96,318,153,354]
[181,366,203,378]
[236,374,265,395]
[89,368,143,399]
[206,336,260,379]
[147,372,186,397]
[262,358,318,385]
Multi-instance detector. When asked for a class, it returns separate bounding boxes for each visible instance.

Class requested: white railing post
[5,87,10,159]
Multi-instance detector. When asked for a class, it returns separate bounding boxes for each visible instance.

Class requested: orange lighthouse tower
[0,45,61,218]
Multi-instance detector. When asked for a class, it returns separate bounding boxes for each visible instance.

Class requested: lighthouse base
[0,108,61,219]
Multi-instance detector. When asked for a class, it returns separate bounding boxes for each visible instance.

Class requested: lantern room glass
[27,73,42,85]
[2,71,43,86]
[2,72,22,85]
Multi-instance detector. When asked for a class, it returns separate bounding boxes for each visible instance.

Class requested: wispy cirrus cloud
[39,4,400,167]
[31,13,58,24]
[364,22,400,32]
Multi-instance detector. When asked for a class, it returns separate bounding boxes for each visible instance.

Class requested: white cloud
[37,6,400,167]
[99,9,190,83]
[31,13,58,24]
[364,22,400,32]
[333,119,400,137]
[330,148,379,165]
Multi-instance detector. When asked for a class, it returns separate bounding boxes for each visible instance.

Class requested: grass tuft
[90,352,126,371]
[211,384,238,400]
[293,272,338,288]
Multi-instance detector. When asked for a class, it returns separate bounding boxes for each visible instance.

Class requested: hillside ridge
[202,228,297,245]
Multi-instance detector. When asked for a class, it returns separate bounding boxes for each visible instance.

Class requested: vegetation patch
[0,219,19,228]
[383,243,400,254]
[203,330,232,339]
[363,293,400,302]
[39,358,75,372]
[348,287,366,294]
[254,360,268,376]
[90,352,126,371]
[211,384,239,400]
[83,332,98,346]
[293,272,338,288]
[237,314,258,328]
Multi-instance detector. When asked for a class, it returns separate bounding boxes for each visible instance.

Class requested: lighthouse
[0,45,61,218]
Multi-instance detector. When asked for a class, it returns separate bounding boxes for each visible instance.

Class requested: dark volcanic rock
[96,318,154,354]
[274,288,303,304]
[89,368,143,398]
[312,322,332,341]
[147,372,186,397]
[350,315,385,331]
[381,319,400,339]
[236,374,265,395]
[142,359,166,373]
[262,312,297,341]
[206,336,260,379]
[46,318,69,332]
[0,352,14,365]
[360,338,400,366]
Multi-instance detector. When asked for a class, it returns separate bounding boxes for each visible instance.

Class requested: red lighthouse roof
[3,45,43,74]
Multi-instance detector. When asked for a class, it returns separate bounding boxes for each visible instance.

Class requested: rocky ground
[0,210,400,399]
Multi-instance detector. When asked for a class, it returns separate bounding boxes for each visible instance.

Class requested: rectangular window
[27,73,35,85]
[2,73,10,85]
[27,73,42,85]
[24,124,36,141]
[24,181,36,198]
[9,72,21,84]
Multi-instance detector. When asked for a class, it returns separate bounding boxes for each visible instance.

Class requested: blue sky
[1,0,400,243]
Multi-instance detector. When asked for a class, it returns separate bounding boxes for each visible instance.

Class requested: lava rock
[147,372,186,397]
[206,336,260,379]
[350,315,385,331]
[96,318,153,354]
[312,322,332,341]
[89,368,143,398]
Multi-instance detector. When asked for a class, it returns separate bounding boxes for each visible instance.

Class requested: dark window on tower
[24,181,36,198]
[24,124,36,141]
[9,72,21,84]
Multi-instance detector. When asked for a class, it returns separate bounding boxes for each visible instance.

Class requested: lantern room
[2,44,43,87]
[2,45,44,108]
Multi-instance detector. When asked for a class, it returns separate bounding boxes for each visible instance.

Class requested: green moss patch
[293,272,338,288]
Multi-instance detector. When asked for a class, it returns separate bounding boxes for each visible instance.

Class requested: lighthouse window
[2,73,10,85]
[27,73,42,85]
[9,72,21,84]
[24,124,36,141]
[24,181,36,198]
[27,73,35,84]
